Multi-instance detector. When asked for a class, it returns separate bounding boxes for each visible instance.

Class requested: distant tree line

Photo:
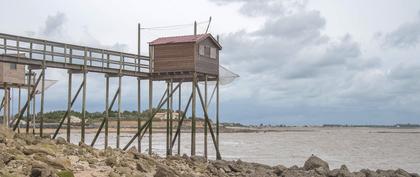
[1,109,186,123]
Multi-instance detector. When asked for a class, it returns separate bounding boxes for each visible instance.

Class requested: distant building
[154,112,180,120]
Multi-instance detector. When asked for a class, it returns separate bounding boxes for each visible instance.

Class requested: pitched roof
[149,34,222,49]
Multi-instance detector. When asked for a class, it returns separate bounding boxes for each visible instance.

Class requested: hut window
[10,63,17,70]
[199,45,205,56]
[204,46,211,56]
[210,47,217,59]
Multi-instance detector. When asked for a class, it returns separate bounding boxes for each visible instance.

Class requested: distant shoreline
[20,123,420,135]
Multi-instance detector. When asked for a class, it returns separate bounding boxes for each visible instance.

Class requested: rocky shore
[0,127,418,177]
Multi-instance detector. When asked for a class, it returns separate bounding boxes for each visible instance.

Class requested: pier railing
[0,33,150,76]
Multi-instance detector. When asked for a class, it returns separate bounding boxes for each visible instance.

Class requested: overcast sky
[1,0,420,125]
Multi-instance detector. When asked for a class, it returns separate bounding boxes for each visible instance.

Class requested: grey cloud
[42,12,67,37]
[254,11,325,40]
[211,0,307,17]
[383,12,420,48]
[212,0,420,121]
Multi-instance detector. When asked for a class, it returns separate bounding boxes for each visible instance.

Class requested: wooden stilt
[191,73,197,156]
[148,77,153,155]
[204,75,208,159]
[137,77,141,152]
[67,70,72,142]
[26,69,31,133]
[169,79,173,155]
[177,83,181,155]
[117,75,122,148]
[104,75,109,148]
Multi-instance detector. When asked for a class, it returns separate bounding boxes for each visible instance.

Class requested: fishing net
[219,65,239,85]
[29,79,58,94]
[202,65,239,86]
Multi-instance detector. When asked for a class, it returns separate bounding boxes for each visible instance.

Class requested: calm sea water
[60,127,420,174]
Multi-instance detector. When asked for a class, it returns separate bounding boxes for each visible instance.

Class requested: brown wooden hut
[149,34,222,76]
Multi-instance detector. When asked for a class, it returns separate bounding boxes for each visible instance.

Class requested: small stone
[154,164,178,177]
[105,156,117,167]
[395,169,412,177]
[273,165,287,175]
[303,155,329,171]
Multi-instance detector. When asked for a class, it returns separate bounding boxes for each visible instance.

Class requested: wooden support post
[194,21,197,36]
[117,75,122,148]
[3,84,8,128]
[148,77,153,155]
[166,81,170,155]
[177,83,181,155]
[67,70,72,142]
[169,79,173,155]
[32,85,36,134]
[26,70,31,133]
[18,87,21,129]
[39,42,46,136]
[148,45,154,155]
[137,23,142,152]
[216,77,220,149]
[137,78,141,152]
[191,72,197,156]
[81,71,86,143]
[104,75,109,148]
[216,35,220,148]
[204,75,208,159]
[82,49,87,143]
[40,65,45,137]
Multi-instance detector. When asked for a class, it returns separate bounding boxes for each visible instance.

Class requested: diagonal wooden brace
[90,87,120,146]
[52,80,85,139]
[195,82,222,160]
[13,70,44,131]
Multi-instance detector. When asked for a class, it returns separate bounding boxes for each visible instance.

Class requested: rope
[140,20,209,30]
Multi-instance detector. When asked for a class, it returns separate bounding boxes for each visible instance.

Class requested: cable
[140,20,209,30]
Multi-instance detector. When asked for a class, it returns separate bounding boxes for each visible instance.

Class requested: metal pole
[177,83,181,155]
[26,70,31,133]
[204,75,208,159]
[105,75,109,148]
[67,70,72,142]
[117,75,122,148]
[191,73,196,156]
